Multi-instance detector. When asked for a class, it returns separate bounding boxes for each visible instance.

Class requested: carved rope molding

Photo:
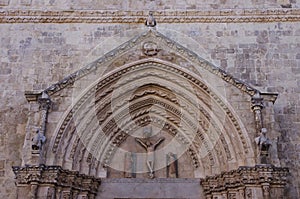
[1,9,300,23]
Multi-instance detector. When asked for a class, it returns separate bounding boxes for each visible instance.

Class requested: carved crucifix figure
[135,127,165,178]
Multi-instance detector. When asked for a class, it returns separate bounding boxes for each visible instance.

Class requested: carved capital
[38,92,51,110]
[262,184,270,194]
[201,165,289,198]
[12,165,101,198]
[251,92,264,111]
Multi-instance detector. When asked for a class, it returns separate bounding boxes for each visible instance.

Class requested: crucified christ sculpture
[135,135,165,178]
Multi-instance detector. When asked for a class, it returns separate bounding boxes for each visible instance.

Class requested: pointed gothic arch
[45,56,256,177]
[14,28,288,199]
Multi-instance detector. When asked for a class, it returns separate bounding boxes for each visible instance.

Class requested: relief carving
[167,152,178,178]
[142,41,159,56]
[13,165,101,199]
[1,9,300,24]
[124,152,136,178]
[201,165,289,199]
[31,129,46,151]
[145,11,156,27]
[255,128,272,164]
[245,188,252,199]
[135,126,165,178]
[228,193,237,199]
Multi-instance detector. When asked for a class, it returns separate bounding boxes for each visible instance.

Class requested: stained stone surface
[97,178,203,199]
[0,1,300,199]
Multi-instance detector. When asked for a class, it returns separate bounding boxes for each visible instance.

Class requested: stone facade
[0,0,300,199]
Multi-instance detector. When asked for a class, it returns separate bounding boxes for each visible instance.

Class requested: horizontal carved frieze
[201,164,289,195]
[12,165,101,193]
[0,9,300,23]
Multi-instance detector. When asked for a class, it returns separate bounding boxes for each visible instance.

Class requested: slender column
[34,92,51,165]
[251,92,264,136]
[251,92,272,164]
[262,183,270,199]
[38,92,51,138]
[30,183,38,199]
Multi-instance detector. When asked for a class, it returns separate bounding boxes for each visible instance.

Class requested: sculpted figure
[135,127,165,178]
[167,152,178,178]
[124,152,136,178]
[255,128,271,164]
[145,11,156,27]
[32,130,46,150]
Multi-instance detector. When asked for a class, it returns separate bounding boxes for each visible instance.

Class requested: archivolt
[47,59,254,176]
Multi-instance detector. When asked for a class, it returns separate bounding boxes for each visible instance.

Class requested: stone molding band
[201,164,289,198]
[13,165,101,198]
[1,9,300,23]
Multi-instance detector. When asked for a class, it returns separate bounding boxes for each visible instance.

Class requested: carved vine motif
[1,9,300,24]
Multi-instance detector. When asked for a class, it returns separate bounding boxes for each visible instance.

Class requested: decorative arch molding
[16,27,290,199]
[41,29,259,97]
[44,58,256,178]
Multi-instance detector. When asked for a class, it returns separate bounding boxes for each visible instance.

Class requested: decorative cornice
[12,165,101,193]
[1,9,300,24]
[24,91,42,102]
[201,165,289,195]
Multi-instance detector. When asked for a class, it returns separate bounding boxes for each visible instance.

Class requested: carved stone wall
[0,1,299,199]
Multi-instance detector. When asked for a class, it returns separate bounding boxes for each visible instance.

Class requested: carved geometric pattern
[50,61,251,176]
[12,165,101,197]
[201,165,289,198]
[51,61,248,158]
[1,9,300,24]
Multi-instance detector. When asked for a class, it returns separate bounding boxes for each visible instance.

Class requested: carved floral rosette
[201,165,289,199]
